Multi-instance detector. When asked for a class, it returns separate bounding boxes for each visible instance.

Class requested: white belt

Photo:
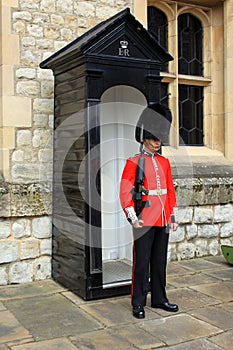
[142,189,167,196]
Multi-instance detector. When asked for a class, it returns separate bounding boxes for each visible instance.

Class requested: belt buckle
[157,189,162,195]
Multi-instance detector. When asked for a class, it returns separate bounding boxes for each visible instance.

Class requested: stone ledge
[173,161,233,206]
[0,182,52,217]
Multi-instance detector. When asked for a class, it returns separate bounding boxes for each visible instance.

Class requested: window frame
[147,1,213,150]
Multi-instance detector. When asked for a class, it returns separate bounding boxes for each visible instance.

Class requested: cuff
[171,207,178,223]
[125,206,138,225]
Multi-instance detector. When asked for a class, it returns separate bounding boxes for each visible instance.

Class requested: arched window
[147,6,168,72]
[178,13,203,76]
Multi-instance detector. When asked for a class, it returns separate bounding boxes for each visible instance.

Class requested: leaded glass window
[178,13,203,76]
[179,85,204,145]
[148,6,168,72]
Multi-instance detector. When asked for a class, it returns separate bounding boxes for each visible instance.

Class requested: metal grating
[103,259,132,287]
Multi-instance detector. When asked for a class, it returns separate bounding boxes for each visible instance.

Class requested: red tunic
[120,152,177,227]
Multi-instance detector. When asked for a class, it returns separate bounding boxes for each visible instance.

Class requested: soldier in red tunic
[120,103,179,319]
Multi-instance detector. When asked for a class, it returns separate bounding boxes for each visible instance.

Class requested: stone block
[34,256,51,280]
[16,67,36,79]
[13,11,32,21]
[220,223,233,237]
[219,183,233,203]
[195,239,208,257]
[10,184,52,216]
[33,98,54,114]
[40,0,56,12]
[12,218,31,239]
[32,129,51,148]
[9,261,33,283]
[0,266,7,285]
[198,224,219,238]
[177,207,193,224]
[177,242,195,260]
[36,38,54,50]
[32,216,52,238]
[40,238,52,255]
[57,0,73,13]
[17,130,32,147]
[194,207,213,224]
[12,150,24,162]
[2,96,32,127]
[27,23,43,37]
[13,21,26,35]
[74,2,95,18]
[33,114,49,127]
[186,224,198,240]
[20,240,40,259]
[12,164,40,182]
[169,226,185,243]
[214,204,233,223]
[0,219,11,238]
[16,80,40,97]
[0,186,10,217]
[208,239,219,256]
[0,241,18,264]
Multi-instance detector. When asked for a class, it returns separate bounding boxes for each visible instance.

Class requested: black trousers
[131,226,169,307]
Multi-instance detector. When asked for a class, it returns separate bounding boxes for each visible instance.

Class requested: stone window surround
[134,0,233,163]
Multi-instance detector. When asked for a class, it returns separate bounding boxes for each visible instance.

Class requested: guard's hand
[170,223,178,231]
[133,219,144,228]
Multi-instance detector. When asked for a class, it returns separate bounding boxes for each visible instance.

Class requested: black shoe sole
[133,313,145,319]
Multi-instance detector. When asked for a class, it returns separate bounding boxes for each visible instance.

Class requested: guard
[120,103,179,319]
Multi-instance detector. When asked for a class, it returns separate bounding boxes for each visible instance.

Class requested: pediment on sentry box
[40,8,173,70]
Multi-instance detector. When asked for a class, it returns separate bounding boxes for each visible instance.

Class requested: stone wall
[168,166,233,261]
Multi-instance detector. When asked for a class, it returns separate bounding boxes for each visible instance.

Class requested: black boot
[132,305,145,319]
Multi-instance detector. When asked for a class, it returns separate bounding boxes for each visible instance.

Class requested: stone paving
[0,256,232,350]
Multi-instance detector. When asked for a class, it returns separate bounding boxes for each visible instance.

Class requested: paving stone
[71,328,135,350]
[80,298,159,327]
[189,304,233,330]
[154,338,224,350]
[4,294,101,341]
[169,271,219,288]
[191,281,233,302]
[0,280,66,301]
[61,291,85,305]
[209,330,233,350]
[163,288,219,313]
[0,303,6,311]
[71,324,164,350]
[0,310,32,344]
[167,262,193,276]
[221,301,233,313]
[177,258,225,272]
[0,345,11,350]
[204,256,231,268]
[11,337,78,350]
[140,314,221,346]
[204,268,233,280]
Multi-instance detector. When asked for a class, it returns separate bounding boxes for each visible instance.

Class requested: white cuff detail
[125,206,138,225]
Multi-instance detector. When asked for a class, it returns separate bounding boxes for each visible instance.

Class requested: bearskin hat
[135,103,172,144]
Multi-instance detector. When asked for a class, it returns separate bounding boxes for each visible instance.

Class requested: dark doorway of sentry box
[40,8,173,300]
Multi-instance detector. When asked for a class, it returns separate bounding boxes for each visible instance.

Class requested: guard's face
[144,138,161,153]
